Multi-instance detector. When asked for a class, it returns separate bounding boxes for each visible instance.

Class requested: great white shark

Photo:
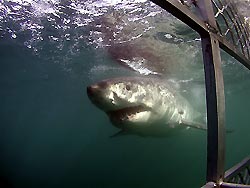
[87,76,207,137]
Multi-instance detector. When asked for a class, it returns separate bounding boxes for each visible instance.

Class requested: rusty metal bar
[151,0,250,69]
[201,182,250,188]
[218,40,250,70]
[151,0,226,185]
[198,1,225,185]
[150,0,250,187]
[201,34,225,185]
[224,157,250,183]
[151,0,208,36]
[220,182,250,188]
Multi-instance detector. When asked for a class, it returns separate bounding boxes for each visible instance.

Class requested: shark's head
[87,76,205,136]
[87,77,164,129]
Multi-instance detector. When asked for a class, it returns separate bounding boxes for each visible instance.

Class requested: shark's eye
[126,85,131,91]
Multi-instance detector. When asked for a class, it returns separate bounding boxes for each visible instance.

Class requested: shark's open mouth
[107,105,150,121]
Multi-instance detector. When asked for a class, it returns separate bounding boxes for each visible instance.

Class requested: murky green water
[0,1,250,188]
[0,40,207,188]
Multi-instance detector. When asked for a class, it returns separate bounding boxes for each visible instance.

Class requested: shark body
[87,76,206,137]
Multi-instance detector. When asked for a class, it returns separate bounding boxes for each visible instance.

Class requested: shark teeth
[108,105,147,117]
[107,105,151,123]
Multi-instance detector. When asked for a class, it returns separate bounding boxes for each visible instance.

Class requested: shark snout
[87,83,113,111]
[87,81,109,97]
[87,85,99,97]
[87,84,104,108]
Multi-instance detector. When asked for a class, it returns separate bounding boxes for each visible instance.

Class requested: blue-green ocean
[0,1,250,188]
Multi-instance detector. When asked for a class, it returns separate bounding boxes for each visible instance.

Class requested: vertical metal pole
[198,0,226,185]
[202,35,225,184]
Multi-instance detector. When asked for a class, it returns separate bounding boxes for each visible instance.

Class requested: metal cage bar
[224,157,250,184]
[198,0,225,184]
[150,0,250,187]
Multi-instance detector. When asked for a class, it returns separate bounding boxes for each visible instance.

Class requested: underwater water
[0,1,250,188]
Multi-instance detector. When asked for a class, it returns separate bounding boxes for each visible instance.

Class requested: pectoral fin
[110,130,128,138]
[180,120,207,131]
[181,120,234,133]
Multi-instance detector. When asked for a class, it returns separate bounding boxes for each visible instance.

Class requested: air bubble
[11,33,17,39]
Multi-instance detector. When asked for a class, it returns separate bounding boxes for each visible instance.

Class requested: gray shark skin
[87,76,206,137]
